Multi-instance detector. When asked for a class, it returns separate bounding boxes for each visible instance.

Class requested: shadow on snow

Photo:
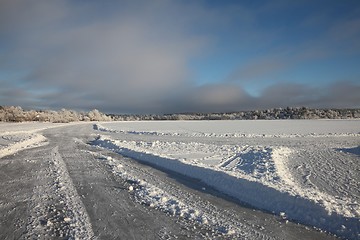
[91,137,359,240]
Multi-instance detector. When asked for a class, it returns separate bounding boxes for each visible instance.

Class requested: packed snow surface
[94,120,360,239]
[0,122,76,159]
[0,122,95,239]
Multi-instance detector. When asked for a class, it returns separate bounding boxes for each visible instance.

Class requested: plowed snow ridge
[0,133,47,159]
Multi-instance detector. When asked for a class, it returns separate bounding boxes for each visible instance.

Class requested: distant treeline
[1,106,359,122]
[111,107,360,121]
[0,106,111,123]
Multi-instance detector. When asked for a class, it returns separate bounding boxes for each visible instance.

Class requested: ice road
[0,120,358,239]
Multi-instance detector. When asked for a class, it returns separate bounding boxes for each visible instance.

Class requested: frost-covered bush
[0,106,112,122]
[111,107,360,121]
[0,106,359,122]
[87,109,112,121]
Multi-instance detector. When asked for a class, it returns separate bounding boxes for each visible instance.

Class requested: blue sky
[1,0,359,113]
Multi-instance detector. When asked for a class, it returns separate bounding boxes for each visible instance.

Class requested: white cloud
[1,0,359,113]
[0,0,207,111]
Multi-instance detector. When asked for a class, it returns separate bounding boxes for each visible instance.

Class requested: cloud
[327,18,360,54]
[0,82,38,108]
[177,81,360,113]
[255,81,360,110]
[225,1,360,84]
[315,81,360,109]
[170,83,254,113]
[160,81,360,113]
[0,0,208,112]
[226,53,289,82]
[1,1,359,113]
[258,82,317,108]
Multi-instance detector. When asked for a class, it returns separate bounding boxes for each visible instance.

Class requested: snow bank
[47,146,94,238]
[87,151,245,238]
[0,122,85,159]
[0,132,47,159]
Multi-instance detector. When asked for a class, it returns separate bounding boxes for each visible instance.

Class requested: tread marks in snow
[26,146,94,239]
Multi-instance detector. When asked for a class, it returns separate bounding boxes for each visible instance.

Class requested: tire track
[27,146,94,239]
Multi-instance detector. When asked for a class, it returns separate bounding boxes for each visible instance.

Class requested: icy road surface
[0,120,358,239]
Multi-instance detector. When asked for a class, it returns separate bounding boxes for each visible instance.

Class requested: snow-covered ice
[0,122,95,239]
[1,120,358,239]
[0,122,79,159]
[93,120,360,239]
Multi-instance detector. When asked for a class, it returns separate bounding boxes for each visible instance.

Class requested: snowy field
[94,120,360,239]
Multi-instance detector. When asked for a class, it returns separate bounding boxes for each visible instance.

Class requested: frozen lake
[96,120,360,239]
[1,120,359,239]
[102,119,360,135]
